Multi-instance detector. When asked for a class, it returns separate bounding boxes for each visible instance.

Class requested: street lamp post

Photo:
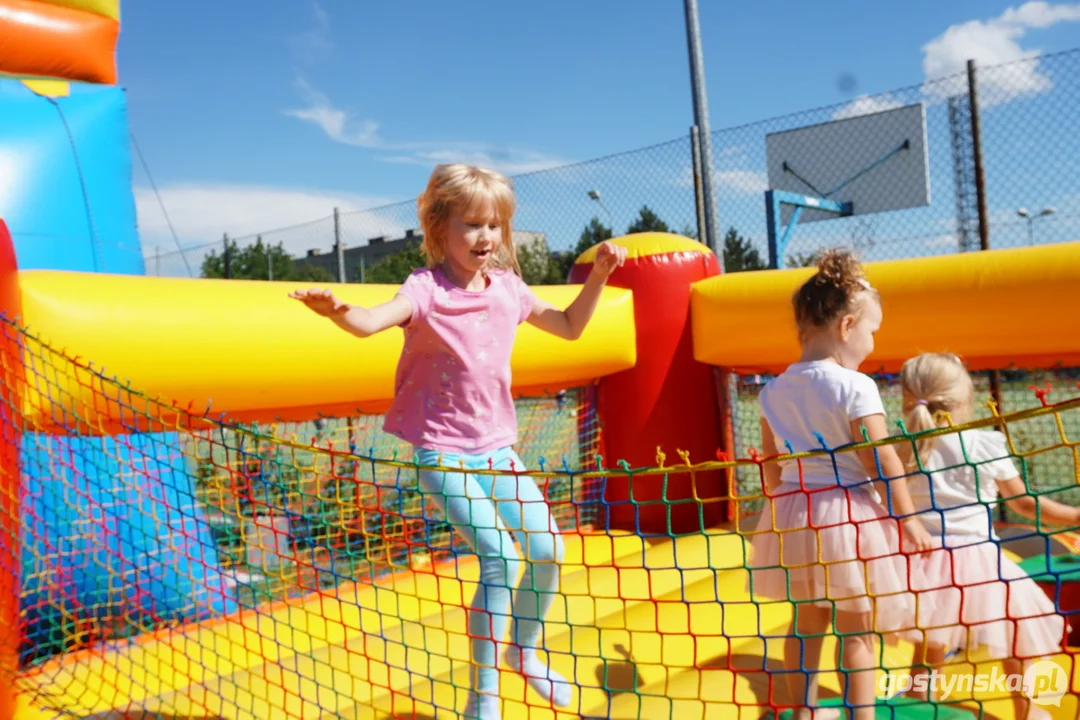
[587,189,616,230]
[1016,207,1055,245]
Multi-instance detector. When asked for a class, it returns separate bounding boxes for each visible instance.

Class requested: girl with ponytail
[899,352,1078,719]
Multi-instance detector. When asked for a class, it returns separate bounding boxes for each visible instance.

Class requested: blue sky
[121,1,1080,265]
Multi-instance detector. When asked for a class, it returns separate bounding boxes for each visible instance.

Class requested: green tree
[722,228,766,273]
[626,206,669,234]
[202,236,334,281]
[518,241,565,285]
[785,251,821,268]
[293,263,336,282]
[576,216,614,254]
[541,217,614,284]
[361,243,426,284]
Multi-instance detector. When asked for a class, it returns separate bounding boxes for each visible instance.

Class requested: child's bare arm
[759,417,784,494]
[331,297,413,338]
[526,241,627,341]
[998,475,1080,528]
[851,414,934,552]
[290,289,412,338]
[527,273,607,341]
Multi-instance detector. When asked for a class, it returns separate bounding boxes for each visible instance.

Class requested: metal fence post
[334,208,346,283]
[968,60,990,253]
[690,125,708,245]
[967,58,1007,521]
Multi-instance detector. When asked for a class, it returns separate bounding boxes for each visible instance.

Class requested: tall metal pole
[686,0,733,527]
[683,0,721,263]
[968,58,1006,522]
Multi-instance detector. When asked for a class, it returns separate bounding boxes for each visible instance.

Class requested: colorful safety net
[3,316,1079,719]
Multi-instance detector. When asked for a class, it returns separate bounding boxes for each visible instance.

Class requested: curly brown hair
[792,249,878,336]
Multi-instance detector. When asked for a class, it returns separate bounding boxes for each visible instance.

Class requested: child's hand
[590,241,627,280]
[289,288,350,317]
[902,517,935,555]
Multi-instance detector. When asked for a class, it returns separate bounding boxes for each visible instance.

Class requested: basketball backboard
[765,103,931,224]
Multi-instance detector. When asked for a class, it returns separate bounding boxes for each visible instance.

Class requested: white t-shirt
[759,360,886,490]
[907,429,1019,541]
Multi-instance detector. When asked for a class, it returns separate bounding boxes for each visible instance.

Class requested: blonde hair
[899,352,975,472]
[415,164,522,276]
[792,249,879,341]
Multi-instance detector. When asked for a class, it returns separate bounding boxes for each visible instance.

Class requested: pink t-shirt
[383,266,537,454]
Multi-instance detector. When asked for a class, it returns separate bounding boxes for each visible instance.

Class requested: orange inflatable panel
[0,0,118,84]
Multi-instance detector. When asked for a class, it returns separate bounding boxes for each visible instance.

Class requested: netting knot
[1030,382,1053,406]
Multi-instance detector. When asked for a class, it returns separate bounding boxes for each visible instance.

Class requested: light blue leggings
[413,446,565,696]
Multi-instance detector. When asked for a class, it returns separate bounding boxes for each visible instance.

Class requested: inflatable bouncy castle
[0,3,237,716]
[2,3,1080,719]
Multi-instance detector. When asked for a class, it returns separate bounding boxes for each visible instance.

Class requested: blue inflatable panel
[0,78,241,664]
[0,78,144,275]
[19,433,240,663]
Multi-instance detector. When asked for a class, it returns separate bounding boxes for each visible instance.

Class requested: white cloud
[134,183,400,255]
[283,79,567,176]
[715,170,769,194]
[380,145,569,176]
[669,166,768,193]
[924,233,960,249]
[284,78,382,148]
[1000,1,1080,27]
[831,94,904,120]
[288,1,334,66]
[668,166,697,189]
[921,2,1080,103]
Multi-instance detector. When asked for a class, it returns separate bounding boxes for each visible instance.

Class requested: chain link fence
[145,50,1080,528]
[149,136,698,281]
[147,48,1080,279]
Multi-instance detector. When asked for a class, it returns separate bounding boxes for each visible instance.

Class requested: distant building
[295,229,548,282]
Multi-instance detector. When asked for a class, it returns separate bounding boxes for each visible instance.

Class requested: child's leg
[483,448,571,707]
[1007,657,1053,720]
[785,603,837,720]
[416,455,520,714]
[905,640,946,701]
[834,611,879,720]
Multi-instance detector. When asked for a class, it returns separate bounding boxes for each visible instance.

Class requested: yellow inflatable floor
[14,531,1079,719]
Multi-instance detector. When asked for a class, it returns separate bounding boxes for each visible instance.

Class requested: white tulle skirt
[904,535,1067,660]
[746,482,916,633]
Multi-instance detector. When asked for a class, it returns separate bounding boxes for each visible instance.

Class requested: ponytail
[903,401,940,472]
[899,353,975,472]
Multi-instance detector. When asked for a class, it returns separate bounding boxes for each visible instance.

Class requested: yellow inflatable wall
[691,242,1080,374]
[18,272,636,433]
